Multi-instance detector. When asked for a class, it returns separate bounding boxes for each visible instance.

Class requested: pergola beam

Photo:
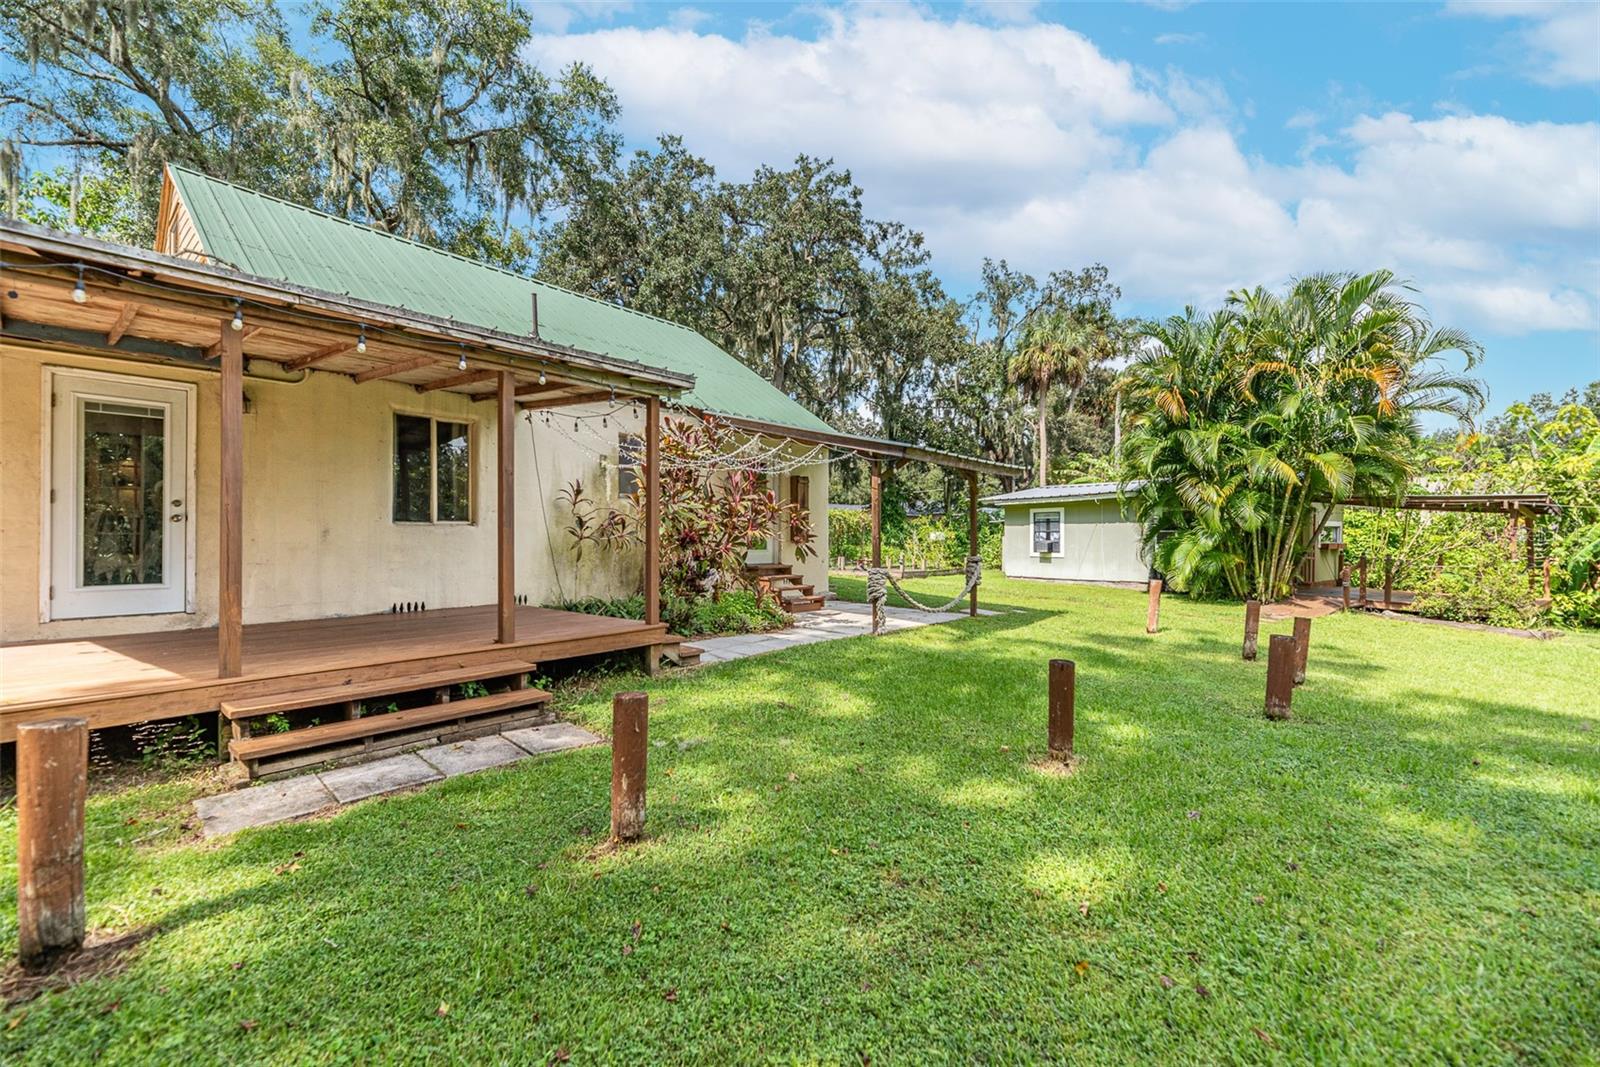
[417,368,495,392]
[353,355,436,384]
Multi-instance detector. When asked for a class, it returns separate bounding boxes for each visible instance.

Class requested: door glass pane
[435,420,471,522]
[80,400,165,586]
[393,414,431,522]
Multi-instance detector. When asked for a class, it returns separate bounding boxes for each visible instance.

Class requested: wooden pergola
[2,220,690,679]
[716,415,1024,616]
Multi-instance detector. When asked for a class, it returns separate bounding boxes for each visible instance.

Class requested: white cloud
[666,7,711,31]
[1445,0,1600,86]
[528,1,635,35]
[530,7,1600,336]
[1153,32,1204,46]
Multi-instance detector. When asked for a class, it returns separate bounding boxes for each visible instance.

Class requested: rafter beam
[283,341,357,371]
[354,355,437,384]
[201,323,267,359]
[416,368,495,392]
[105,302,138,345]
[475,381,578,402]
[519,389,613,411]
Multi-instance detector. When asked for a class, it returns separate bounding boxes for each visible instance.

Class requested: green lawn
[4,574,1598,1064]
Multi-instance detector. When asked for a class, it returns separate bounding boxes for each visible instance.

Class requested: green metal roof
[166,165,834,434]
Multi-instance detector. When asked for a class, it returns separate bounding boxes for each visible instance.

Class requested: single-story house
[985,482,1345,586]
[1,166,1017,775]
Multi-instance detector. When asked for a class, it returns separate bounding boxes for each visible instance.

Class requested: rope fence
[866,556,982,634]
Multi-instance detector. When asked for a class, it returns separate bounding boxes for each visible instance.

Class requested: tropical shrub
[1120,271,1484,600]
[552,590,785,638]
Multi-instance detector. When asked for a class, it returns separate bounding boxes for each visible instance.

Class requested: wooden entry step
[229,686,552,764]
[220,659,534,721]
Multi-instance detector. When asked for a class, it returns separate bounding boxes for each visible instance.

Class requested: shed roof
[982,482,1140,506]
[164,165,833,434]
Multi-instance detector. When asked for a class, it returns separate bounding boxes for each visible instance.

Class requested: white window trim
[391,409,478,526]
[39,365,198,622]
[1028,506,1064,558]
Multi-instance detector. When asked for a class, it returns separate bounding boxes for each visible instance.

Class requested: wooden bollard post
[17,717,88,970]
[1358,555,1368,607]
[1048,659,1075,761]
[1292,616,1311,686]
[1242,600,1261,661]
[1340,565,1351,611]
[611,692,648,843]
[1145,579,1162,634]
[1383,564,1394,609]
[1265,635,1295,720]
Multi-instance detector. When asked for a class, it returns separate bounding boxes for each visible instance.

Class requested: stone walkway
[193,721,602,838]
[693,600,986,664]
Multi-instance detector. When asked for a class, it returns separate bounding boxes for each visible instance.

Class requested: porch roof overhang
[0,219,695,402]
[712,412,1025,480]
[1338,492,1561,516]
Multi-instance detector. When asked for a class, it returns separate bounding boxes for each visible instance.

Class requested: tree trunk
[1036,388,1049,488]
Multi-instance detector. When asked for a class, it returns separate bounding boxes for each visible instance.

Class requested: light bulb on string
[457,345,467,371]
[356,325,367,354]
[72,265,87,303]
[538,364,547,386]
[230,300,244,331]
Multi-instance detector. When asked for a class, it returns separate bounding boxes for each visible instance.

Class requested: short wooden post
[1264,635,1295,720]
[1242,599,1261,661]
[16,718,88,969]
[966,470,979,617]
[869,461,883,569]
[1383,563,1394,610]
[1291,616,1311,686]
[1340,565,1351,611]
[1048,659,1075,761]
[611,691,648,843]
[1358,555,1368,607]
[1145,579,1162,634]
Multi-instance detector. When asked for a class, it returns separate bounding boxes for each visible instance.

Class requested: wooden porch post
[497,370,516,644]
[869,461,883,568]
[218,321,244,678]
[966,470,979,617]
[644,396,661,625]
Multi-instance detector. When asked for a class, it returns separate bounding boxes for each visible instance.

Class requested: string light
[538,364,547,386]
[356,324,367,353]
[457,344,467,371]
[230,299,244,331]
[71,265,87,303]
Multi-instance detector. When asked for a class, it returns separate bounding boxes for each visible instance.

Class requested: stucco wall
[1000,498,1150,583]
[0,340,826,641]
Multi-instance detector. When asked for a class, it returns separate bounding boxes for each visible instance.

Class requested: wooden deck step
[674,643,703,667]
[220,659,534,721]
[230,686,552,762]
[782,594,825,613]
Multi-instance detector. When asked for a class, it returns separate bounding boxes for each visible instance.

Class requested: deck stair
[223,659,546,778]
[745,564,825,613]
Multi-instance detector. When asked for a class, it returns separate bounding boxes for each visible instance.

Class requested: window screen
[393,414,432,522]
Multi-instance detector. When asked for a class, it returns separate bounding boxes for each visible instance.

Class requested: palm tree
[1120,271,1484,599]
[1008,311,1107,486]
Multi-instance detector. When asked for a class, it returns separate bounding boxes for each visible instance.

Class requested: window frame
[391,410,477,526]
[617,431,643,500]
[1029,506,1064,557]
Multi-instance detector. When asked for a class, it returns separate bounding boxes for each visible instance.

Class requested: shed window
[1032,511,1062,554]
[394,414,472,523]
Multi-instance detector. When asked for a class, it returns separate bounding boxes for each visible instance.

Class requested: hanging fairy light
[230,299,244,331]
[537,363,547,386]
[356,324,367,353]
[457,344,467,371]
[71,264,87,303]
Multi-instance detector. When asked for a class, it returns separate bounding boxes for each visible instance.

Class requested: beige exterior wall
[1,340,827,642]
[1000,498,1151,583]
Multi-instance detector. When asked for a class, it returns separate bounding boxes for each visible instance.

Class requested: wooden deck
[1,605,670,741]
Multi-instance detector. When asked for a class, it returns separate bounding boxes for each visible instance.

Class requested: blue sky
[526,0,1600,418]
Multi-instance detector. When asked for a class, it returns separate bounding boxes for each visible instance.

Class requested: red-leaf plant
[559,414,816,602]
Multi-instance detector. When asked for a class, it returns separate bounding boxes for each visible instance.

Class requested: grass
[3,573,1598,1064]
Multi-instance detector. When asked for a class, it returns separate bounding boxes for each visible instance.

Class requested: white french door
[48,369,193,619]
